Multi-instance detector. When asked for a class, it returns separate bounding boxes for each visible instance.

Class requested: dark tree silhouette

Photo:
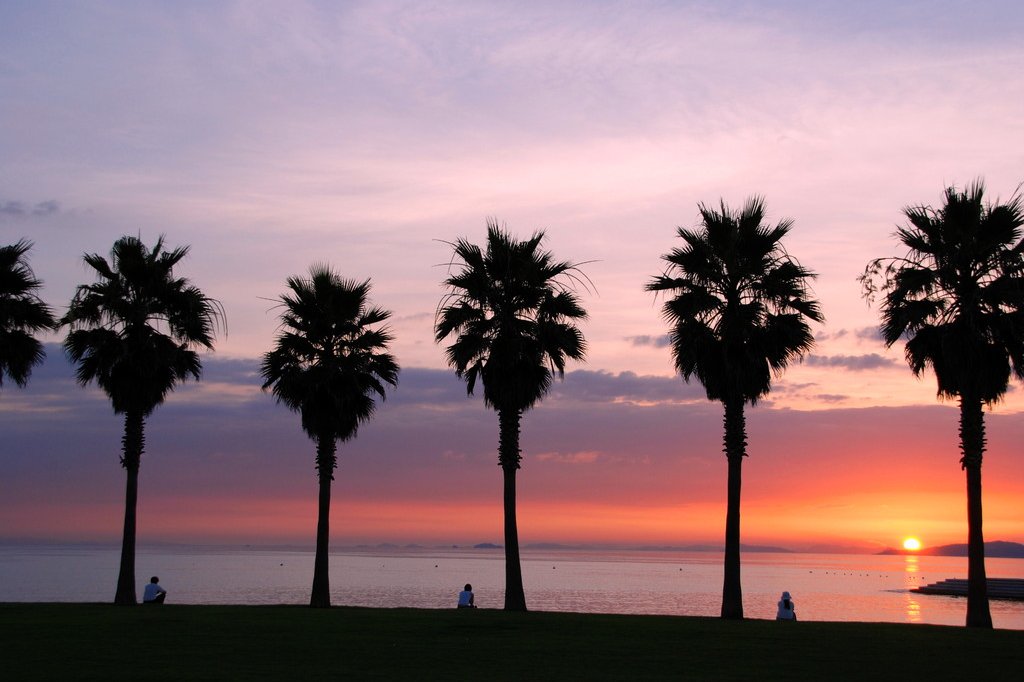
[862,181,1024,628]
[648,197,822,619]
[435,221,588,611]
[261,266,399,608]
[1,239,57,389]
[61,235,223,604]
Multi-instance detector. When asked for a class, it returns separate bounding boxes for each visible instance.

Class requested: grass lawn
[3,603,1022,680]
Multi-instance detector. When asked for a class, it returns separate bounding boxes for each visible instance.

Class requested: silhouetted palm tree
[1,240,57,389]
[862,181,1024,628]
[648,197,822,619]
[261,266,399,608]
[61,235,223,605]
[435,221,588,611]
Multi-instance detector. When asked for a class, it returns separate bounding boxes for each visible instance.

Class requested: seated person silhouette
[776,590,796,621]
[457,583,475,608]
[143,576,167,604]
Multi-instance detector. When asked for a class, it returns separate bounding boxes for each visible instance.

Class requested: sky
[2,0,1024,552]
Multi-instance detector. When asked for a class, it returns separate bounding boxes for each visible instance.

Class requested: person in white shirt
[143,576,167,604]
[457,583,475,608]
[776,590,796,620]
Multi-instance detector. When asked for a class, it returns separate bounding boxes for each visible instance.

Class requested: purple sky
[2,1,1023,549]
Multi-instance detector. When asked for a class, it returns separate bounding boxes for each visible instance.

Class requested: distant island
[517,542,794,553]
[635,543,793,553]
[877,540,1024,558]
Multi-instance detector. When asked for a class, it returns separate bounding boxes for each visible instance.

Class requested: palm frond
[435,221,589,413]
[649,197,821,405]
[61,235,222,415]
[262,266,399,449]
[0,239,57,387]
[865,181,1024,404]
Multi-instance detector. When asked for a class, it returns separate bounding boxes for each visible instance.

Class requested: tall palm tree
[435,220,588,611]
[1,239,57,389]
[647,197,822,619]
[261,266,399,608]
[861,181,1024,628]
[61,235,223,605]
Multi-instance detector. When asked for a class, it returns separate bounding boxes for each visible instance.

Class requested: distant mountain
[799,543,882,555]
[523,542,574,550]
[877,540,1024,558]
[473,542,502,549]
[741,544,795,554]
[636,543,793,554]
[515,542,796,553]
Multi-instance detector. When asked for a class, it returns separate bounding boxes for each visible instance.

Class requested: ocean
[2,544,1023,629]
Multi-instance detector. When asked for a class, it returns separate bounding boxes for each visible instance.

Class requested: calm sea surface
[2,545,1023,629]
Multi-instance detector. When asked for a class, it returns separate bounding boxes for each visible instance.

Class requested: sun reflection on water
[903,555,922,622]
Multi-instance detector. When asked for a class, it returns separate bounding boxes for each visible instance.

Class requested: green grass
[3,604,1022,681]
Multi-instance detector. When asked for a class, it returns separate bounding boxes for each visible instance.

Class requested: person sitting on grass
[143,576,167,604]
[457,583,475,608]
[776,591,796,621]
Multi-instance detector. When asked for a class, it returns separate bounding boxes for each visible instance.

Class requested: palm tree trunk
[310,435,336,609]
[498,408,527,611]
[959,395,992,628]
[115,409,145,605]
[720,397,746,619]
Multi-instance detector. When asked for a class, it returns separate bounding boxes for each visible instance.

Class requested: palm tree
[435,220,588,611]
[61,235,223,604]
[261,266,399,608]
[1,240,57,389]
[861,181,1024,628]
[647,197,822,619]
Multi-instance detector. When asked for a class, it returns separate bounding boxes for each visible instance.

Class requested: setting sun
[903,537,922,551]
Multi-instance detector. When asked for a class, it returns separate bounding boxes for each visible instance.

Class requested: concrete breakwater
[915,578,1024,600]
